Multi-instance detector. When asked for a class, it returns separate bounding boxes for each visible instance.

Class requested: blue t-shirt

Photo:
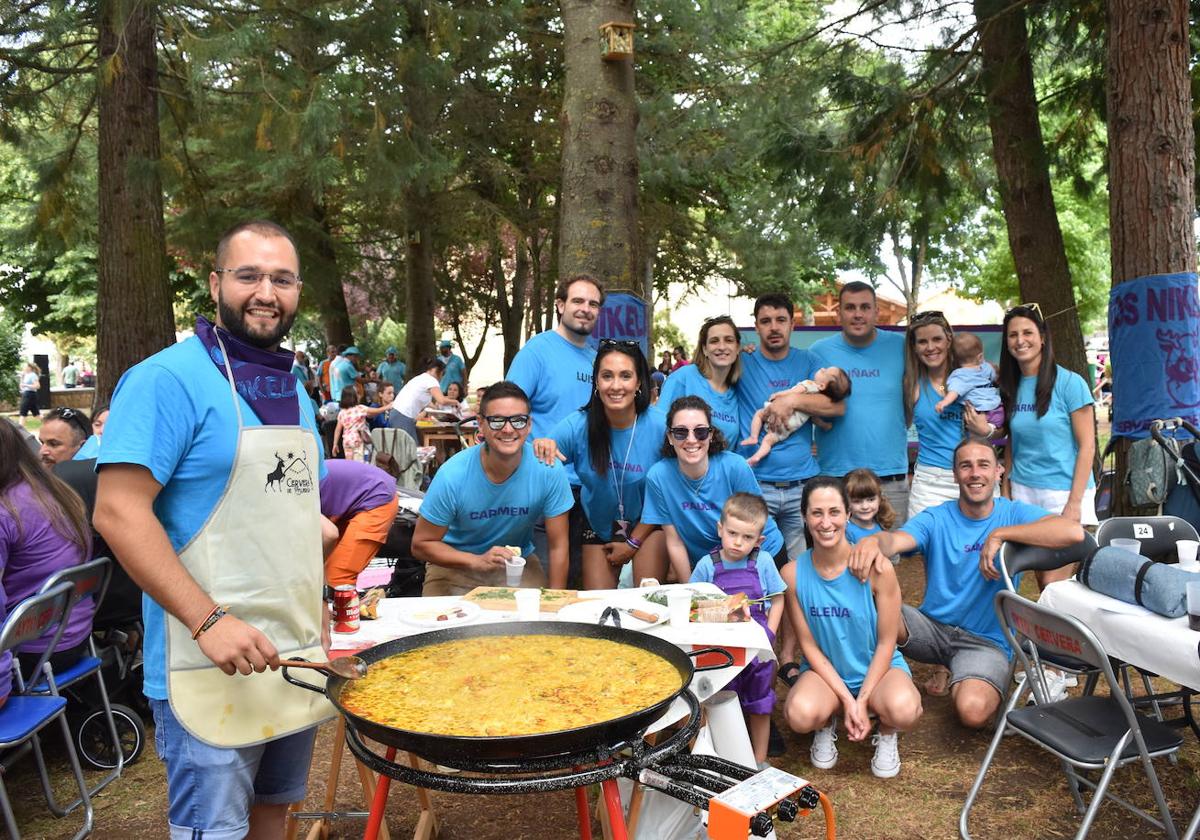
[330,357,359,399]
[439,353,465,391]
[735,348,820,481]
[1009,366,1095,491]
[377,359,406,389]
[642,451,784,563]
[657,365,739,450]
[946,365,1000,411]
[912,379,962,470]
[792,550,909,692]
[845,520,882,544]
[98,337,327,701]
[551,408,666,541]
[810,330,907,477]
[507,330,596,485]
[419,443,574,557]
[690,550,787,597]
[291,361,309,390]
[900,497,1049,652]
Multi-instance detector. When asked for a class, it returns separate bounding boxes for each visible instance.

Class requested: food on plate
[339,635,682,736]
[644,589,751,622]
[463,586,582,612]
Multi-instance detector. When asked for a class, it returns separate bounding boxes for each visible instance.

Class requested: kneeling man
[849,439,1083,729]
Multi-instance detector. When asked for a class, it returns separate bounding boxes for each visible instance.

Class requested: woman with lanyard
[638,395,785,583]
[656,316,742,447]
[903,311,996,519]
[534,341,668,589]
[999,303,1096,576]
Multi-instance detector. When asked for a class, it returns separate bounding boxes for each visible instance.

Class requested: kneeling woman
[782,476,921,778]
[413,381,574,595]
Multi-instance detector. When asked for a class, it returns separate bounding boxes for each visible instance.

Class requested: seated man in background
[38,406,91,467]
[320,459,400,587]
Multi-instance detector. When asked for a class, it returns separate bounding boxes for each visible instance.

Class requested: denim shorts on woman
[151,698,317,840]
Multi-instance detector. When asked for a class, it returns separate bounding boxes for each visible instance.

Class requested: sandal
[777,661,801,687]
[922,666,951,697]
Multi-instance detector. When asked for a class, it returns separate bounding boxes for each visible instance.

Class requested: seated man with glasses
[38,406,92,467]
[413,381,574,595]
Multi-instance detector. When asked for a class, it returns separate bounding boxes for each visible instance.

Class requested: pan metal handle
[280,658,329,695]
[687,646,735,672]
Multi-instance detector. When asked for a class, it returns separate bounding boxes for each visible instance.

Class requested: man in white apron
[95,220,333,839]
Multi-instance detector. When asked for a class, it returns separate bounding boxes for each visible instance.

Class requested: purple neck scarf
[195,316,300,427]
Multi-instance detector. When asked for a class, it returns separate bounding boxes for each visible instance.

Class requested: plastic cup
[1187,581,1200,632]
[514,588,540,621]
[504,556,526,587]
[638,577,660,589]
[1177,540,1199,570]
[667,589,691,627]
[1110,538,1142,555]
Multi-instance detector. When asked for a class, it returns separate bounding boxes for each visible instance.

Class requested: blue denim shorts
[151,698,318,840]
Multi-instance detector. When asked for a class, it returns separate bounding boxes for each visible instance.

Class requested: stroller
[1149,417,1200,534]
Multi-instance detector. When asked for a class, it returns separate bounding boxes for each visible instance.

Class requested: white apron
[166,335,334,747]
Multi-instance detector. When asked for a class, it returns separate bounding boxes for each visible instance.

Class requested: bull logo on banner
[1156,327,1200,409]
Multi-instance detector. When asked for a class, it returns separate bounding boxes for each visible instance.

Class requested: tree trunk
[974,0,1088,378]
[95,0,174,405]
[494,237,531,371]
[310,204,354,347]
[1107,0,1196,514]
[1108,1,1195,281]
[558,0,639,292]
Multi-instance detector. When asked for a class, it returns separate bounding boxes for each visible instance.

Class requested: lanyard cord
[610,415,638,520]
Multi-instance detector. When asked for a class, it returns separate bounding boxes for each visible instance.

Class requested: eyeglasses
[599,339,641,350]
[1006,302,1042,320]
[215,268,303,290]
[483,414,530,431]
[669,425,712,442]
[909,310,946,325]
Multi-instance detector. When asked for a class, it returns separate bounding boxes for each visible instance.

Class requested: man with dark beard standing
[94,221,332,840]
[507,274,604,587]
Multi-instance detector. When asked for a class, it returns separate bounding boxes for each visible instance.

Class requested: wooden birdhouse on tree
[599,21,635,61]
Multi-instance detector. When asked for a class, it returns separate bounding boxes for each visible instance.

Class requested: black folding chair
[960,591,1181,840]
[0,582,93,840]
[1094,516,1200,731]
[999,535,1101,705]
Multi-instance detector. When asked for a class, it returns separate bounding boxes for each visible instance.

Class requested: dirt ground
[11,556,1200,839]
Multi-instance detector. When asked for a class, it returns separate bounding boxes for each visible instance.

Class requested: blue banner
[1109,272,1200,438]
[588,291,650,359]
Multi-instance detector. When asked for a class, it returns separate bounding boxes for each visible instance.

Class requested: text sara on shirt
[469,505,532,520]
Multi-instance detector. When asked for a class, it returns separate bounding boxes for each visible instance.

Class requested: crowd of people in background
[4,241,1099,833]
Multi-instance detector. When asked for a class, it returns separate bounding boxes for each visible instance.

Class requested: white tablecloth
[330,584,775,733]
[1039,579,1200,691]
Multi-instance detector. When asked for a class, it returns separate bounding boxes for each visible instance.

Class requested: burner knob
[777,799,799,822]
[750,813,773,836]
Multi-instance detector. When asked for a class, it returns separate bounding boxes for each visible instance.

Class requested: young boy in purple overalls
[689,492,787,766]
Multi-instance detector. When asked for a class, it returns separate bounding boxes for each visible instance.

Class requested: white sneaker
[870,732,901,778]
[1041,667,1074,703]
[809,719,838,769]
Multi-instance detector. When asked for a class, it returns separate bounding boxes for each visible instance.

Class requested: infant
[934,332,1005,428]
[741,366,852,467]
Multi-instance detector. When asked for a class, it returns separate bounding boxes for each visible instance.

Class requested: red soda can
[332,585,360,633]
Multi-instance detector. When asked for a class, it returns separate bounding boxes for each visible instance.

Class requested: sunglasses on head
[909,310,946,326]
[483,414,530,431]
[1006,302,1043,320]
[599,339,641,350]
[668,425,712,442]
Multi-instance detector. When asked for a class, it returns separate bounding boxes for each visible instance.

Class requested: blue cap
[439,339,452,348]
[385,346,397,355]
[343,346,360,356]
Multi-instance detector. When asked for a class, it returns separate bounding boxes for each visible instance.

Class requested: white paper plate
[399,600,481,628]
[556,598,667,630]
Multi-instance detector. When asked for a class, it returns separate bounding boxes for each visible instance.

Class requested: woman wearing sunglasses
[998,304,1097,547]
[534,341,669,589]
[412,381,574,595]
[656,316,743,448]
[903,312,996,519]
[638,396,785,583]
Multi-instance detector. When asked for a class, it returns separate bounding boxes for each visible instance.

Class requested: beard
[217,290,296,349]
[561,314,596,339]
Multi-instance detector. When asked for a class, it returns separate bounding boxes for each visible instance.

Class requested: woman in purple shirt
[0,419,94,705]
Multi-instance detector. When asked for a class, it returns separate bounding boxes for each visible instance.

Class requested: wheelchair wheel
[75,703,146,770]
